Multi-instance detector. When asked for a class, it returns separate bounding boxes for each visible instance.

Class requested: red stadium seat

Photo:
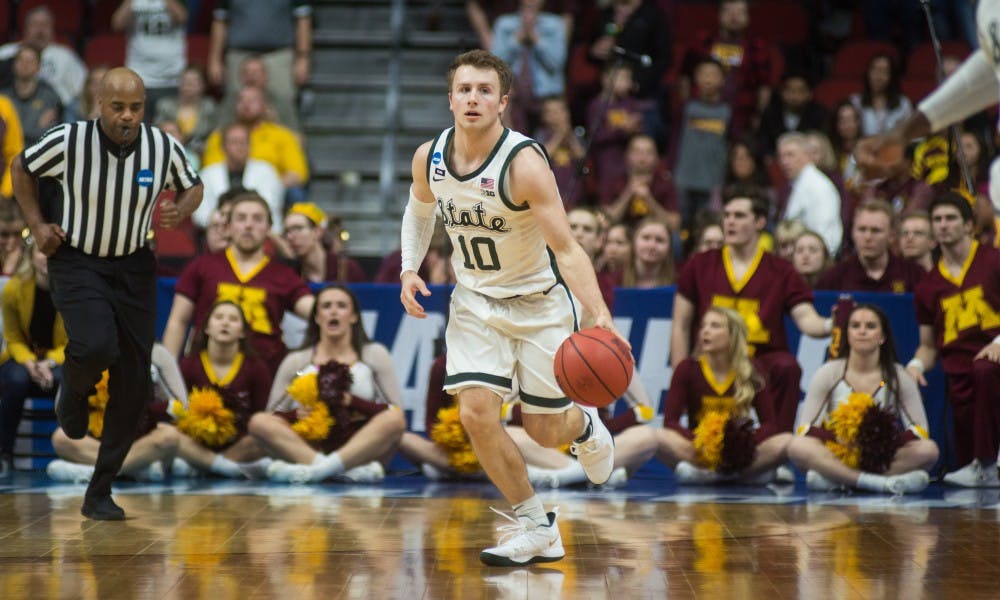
[906,41,973,79]
[89,0,119,35]
[16,0,84,41]
[748,1,808,46]
[0,4,10,40]
[813,78,861,110]
[831,40,898,80]
[186,34,210,68]
[674,3,717,45]
[84,33,126,69]
[901,78,937,104]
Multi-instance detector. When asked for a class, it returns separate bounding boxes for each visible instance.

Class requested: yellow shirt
[202,121,309,183]
[0,275,67,365]
[0,95,25,198]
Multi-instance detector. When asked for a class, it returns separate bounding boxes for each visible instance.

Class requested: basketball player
[909,193,1000,487]
[399,50,623,567]
[671,185,834,437]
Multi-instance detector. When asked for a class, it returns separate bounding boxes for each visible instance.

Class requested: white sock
[311,452,345,479]
[855,472,889,492]
[210,455,243,478]
[513,494,548,528]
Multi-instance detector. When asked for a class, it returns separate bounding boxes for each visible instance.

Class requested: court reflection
[0,491,997,598]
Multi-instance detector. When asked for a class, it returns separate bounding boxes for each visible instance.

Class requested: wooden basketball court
[1,475,998,599]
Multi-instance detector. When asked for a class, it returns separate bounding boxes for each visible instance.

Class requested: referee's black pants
[48,245,156,500]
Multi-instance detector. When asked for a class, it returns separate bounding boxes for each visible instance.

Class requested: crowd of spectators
[0,1,993,289]
[0,1,997,486]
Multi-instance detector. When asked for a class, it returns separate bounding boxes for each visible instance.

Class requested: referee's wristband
[906,358,925,373]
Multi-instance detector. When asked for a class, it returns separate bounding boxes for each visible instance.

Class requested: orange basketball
[554,327,634,407]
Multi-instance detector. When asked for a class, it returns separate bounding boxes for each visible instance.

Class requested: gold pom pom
[87,371,111,438]
[287,372,335,442]
[430,406,481,473]
[692,410,729,471]
[176,387,238,448]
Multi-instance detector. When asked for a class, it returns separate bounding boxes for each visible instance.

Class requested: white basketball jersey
[427,127,559,298]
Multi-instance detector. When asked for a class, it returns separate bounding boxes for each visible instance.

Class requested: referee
[10,68,203,520]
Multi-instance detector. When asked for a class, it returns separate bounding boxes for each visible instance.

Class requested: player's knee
[459,401,499,438]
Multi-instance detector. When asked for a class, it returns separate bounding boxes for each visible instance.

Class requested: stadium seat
[186,34,210,67]
[812,78,861,110]
[0,4,10,41]
[748,1,808,46]
[830,40,898,80]
[906,40,972,80]
[674,3,717,46]
[89,0,119,35]
[84,33,126,69]
[901,78,937,104]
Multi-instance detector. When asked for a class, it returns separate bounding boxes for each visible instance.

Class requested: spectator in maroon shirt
[816,199,925,293]
[679,0,775,137]
[792,230,831,289]
[536,96,586,207]
[898,211,935,272]
[587,63,655,189]
[599,133,679,230]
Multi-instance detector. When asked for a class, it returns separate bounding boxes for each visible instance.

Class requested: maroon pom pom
[318,361,354,404]
[718,417,757,475]
[857,405,901,474]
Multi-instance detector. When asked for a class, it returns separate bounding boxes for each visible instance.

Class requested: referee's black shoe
[55,385,88,440]
[81,495,125,521]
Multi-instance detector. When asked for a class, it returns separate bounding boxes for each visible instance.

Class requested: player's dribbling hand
[400,270,431,319]
[854,132,906,182]
[158,199,182,229]
[593,313,632,352]
[32,223,65,256]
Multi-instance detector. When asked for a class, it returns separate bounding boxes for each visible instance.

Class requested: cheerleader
[789,304,938,493]
[174,301,273,478]
[655,306,792,484]
[250,285,407,483]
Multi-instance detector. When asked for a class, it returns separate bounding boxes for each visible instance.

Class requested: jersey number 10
[457,235,501,271]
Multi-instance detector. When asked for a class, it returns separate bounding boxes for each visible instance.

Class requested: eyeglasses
[284,224,313,235]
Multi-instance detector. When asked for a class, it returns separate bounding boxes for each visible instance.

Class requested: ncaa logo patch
[431,151,442,165]
[136,169,154,187]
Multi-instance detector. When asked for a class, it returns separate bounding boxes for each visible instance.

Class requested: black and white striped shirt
[21,120,200,257]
